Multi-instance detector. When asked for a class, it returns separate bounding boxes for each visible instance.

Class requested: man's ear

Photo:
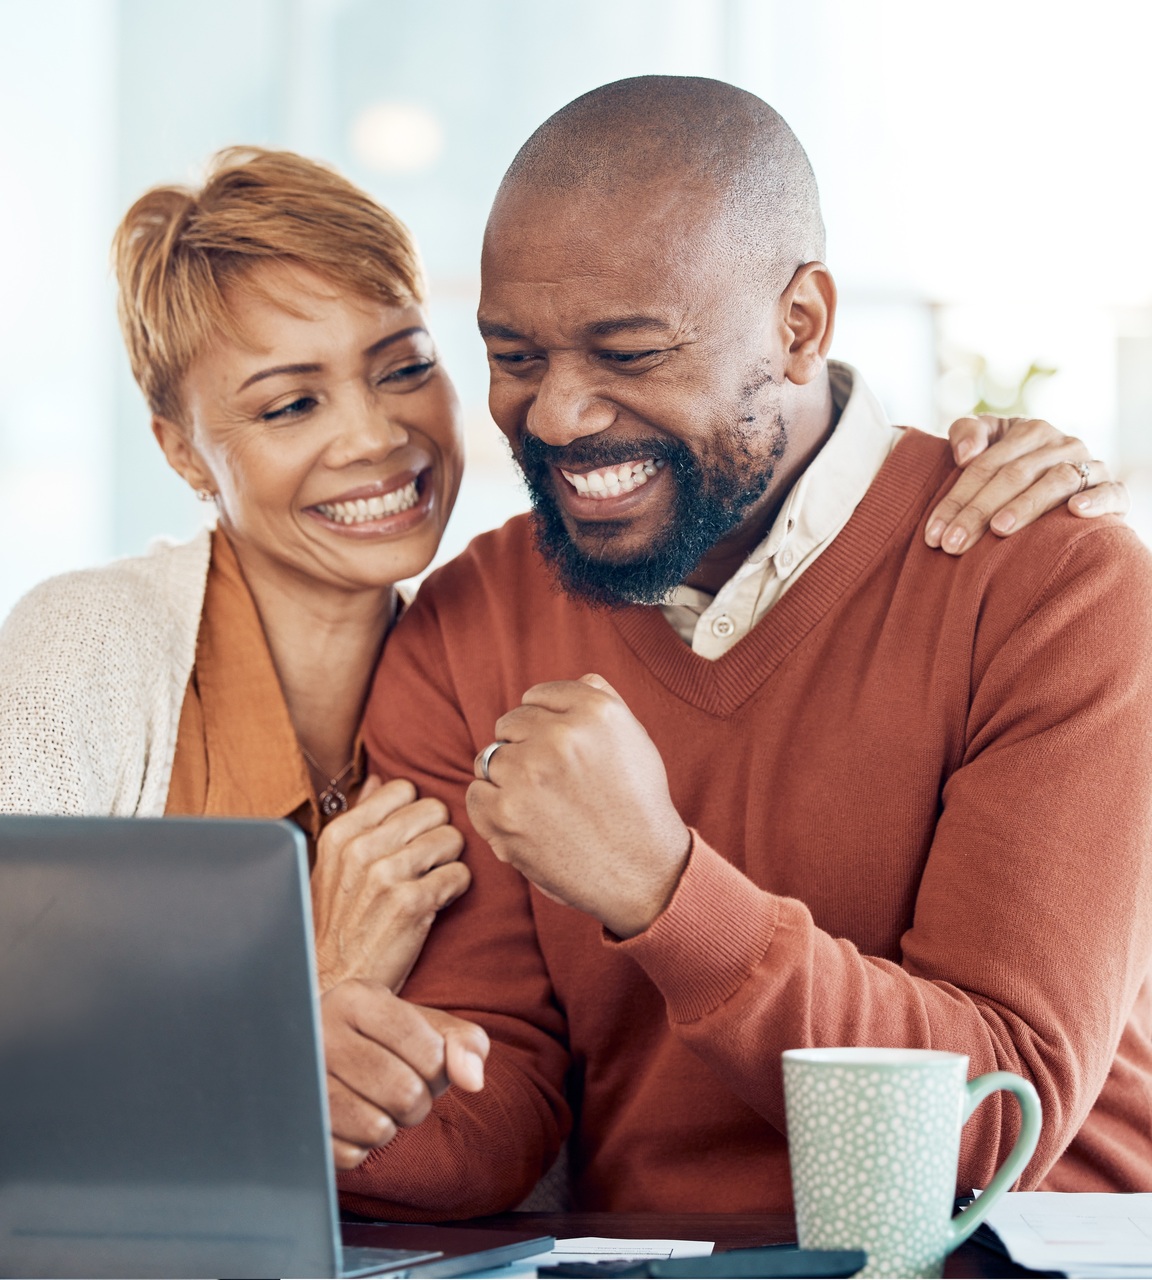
[151,415,215,495]
[779,262,836,387]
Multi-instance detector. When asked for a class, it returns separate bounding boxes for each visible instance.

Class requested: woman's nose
[327,390,409,467]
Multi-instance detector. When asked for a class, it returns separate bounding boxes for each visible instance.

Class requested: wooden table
[452,1211,1055,1277]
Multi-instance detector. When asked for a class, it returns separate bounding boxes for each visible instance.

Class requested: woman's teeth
[316,480,419,525]
[560,457,665,499]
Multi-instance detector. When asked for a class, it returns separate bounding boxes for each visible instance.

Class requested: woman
[0,147,1124,996]
[0,148,469,995]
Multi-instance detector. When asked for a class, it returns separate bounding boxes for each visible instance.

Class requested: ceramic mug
[782,1047,1042,1279]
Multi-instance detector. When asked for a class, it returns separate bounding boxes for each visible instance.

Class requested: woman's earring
[195,489,215,503]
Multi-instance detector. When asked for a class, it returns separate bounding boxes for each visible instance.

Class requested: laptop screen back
[0,816,340,1278]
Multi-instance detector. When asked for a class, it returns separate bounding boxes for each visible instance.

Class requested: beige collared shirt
[660,362,904,659]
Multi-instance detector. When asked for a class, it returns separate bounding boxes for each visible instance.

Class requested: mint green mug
[782,1048,1042,1279]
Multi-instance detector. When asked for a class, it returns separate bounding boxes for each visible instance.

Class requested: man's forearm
[616,826,1151,1189]
[338,1045,569,1219]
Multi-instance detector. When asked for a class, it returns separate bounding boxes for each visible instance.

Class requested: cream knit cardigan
[0,528,212,816]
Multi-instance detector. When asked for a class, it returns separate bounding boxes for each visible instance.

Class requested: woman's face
[165,263,463,596]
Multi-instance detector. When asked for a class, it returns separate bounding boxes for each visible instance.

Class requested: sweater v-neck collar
[610,429,950,716]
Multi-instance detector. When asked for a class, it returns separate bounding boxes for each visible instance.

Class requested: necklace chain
[299,744,357,819]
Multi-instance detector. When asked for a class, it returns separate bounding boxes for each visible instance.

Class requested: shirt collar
[195,529,367,836]
[666,361,895,616]
[747,361,894,582]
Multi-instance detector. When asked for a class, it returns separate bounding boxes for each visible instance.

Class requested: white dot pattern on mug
[784,1059,966,1279]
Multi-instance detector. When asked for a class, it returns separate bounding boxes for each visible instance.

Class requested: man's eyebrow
[478,321,526,341]
[586,316,674,337]
[236,327,427,392]
[477,317,676,342]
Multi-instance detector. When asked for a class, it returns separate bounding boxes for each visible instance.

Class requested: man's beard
[516,420,786,608]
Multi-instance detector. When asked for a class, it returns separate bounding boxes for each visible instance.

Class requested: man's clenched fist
[467,673,691,938]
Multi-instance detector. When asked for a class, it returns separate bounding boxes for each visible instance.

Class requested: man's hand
[466,674,691,939]
[311,776,470,995]
[322,979,489,1169]
[925,414,1129,554]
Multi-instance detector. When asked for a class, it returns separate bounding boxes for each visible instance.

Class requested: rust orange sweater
[343,429,1152,1217]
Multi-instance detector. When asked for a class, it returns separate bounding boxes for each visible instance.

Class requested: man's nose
[525,362,616,447]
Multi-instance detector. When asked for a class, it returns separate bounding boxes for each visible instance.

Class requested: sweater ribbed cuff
[613,831,780,1024]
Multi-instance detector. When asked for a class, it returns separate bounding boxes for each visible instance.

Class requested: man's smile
[559,457,666,499]
[548,454,674,531]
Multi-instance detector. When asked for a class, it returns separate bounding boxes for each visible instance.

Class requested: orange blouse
[165,529,365,854]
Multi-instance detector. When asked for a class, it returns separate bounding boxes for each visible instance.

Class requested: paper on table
[980,1191,1152,1277]
[548,1237,714,1261]
[464,1235,715,1279]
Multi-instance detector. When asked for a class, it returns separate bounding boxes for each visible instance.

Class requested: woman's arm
[0,532,207,816]
[0,572,163,814]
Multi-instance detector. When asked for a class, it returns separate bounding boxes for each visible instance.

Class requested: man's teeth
[560,458,665,499]
[316,480,419,524]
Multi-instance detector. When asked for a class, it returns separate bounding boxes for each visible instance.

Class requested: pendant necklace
[300,745,356,818]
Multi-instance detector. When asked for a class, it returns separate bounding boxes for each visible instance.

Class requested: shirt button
[711,615,736,638]
[779,547,794,569]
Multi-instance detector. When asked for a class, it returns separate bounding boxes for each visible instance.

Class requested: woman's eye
[261,396,316,422]
[379,359,434,384]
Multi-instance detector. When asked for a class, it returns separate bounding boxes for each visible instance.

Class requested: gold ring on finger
[1070,459,1092,493]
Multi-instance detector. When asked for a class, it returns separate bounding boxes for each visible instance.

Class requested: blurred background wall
[1,0,1149,618]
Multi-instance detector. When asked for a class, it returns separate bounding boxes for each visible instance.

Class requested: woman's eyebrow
[236,327,428,393]
[363,326,427,358]
[237,362,322,393]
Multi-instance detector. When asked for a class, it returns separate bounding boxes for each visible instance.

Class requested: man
[330,76,1152,1214]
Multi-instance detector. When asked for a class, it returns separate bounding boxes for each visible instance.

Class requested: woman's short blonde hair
[113,147,426,422]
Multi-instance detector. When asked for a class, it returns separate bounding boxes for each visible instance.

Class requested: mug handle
[947,1071,1043,1248]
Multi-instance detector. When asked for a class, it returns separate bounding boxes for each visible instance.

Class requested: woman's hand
[925,415,1130,555]
[311,776,469,996]
[321,979,488,1169]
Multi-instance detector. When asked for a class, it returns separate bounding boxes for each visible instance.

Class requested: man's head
[479,76,836,606]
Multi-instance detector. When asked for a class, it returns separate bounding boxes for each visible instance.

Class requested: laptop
[0,816,552,1278]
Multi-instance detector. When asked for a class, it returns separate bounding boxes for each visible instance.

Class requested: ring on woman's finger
[475,740,508,783]
[1064,459,1093,493]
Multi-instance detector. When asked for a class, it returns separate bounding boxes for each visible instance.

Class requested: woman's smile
[307,465,436,537]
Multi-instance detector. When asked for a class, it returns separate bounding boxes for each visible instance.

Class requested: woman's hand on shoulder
[925,414,1129,555]
[311,776,469,996]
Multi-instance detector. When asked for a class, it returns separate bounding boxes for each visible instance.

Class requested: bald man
[330,77,1152,1216]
